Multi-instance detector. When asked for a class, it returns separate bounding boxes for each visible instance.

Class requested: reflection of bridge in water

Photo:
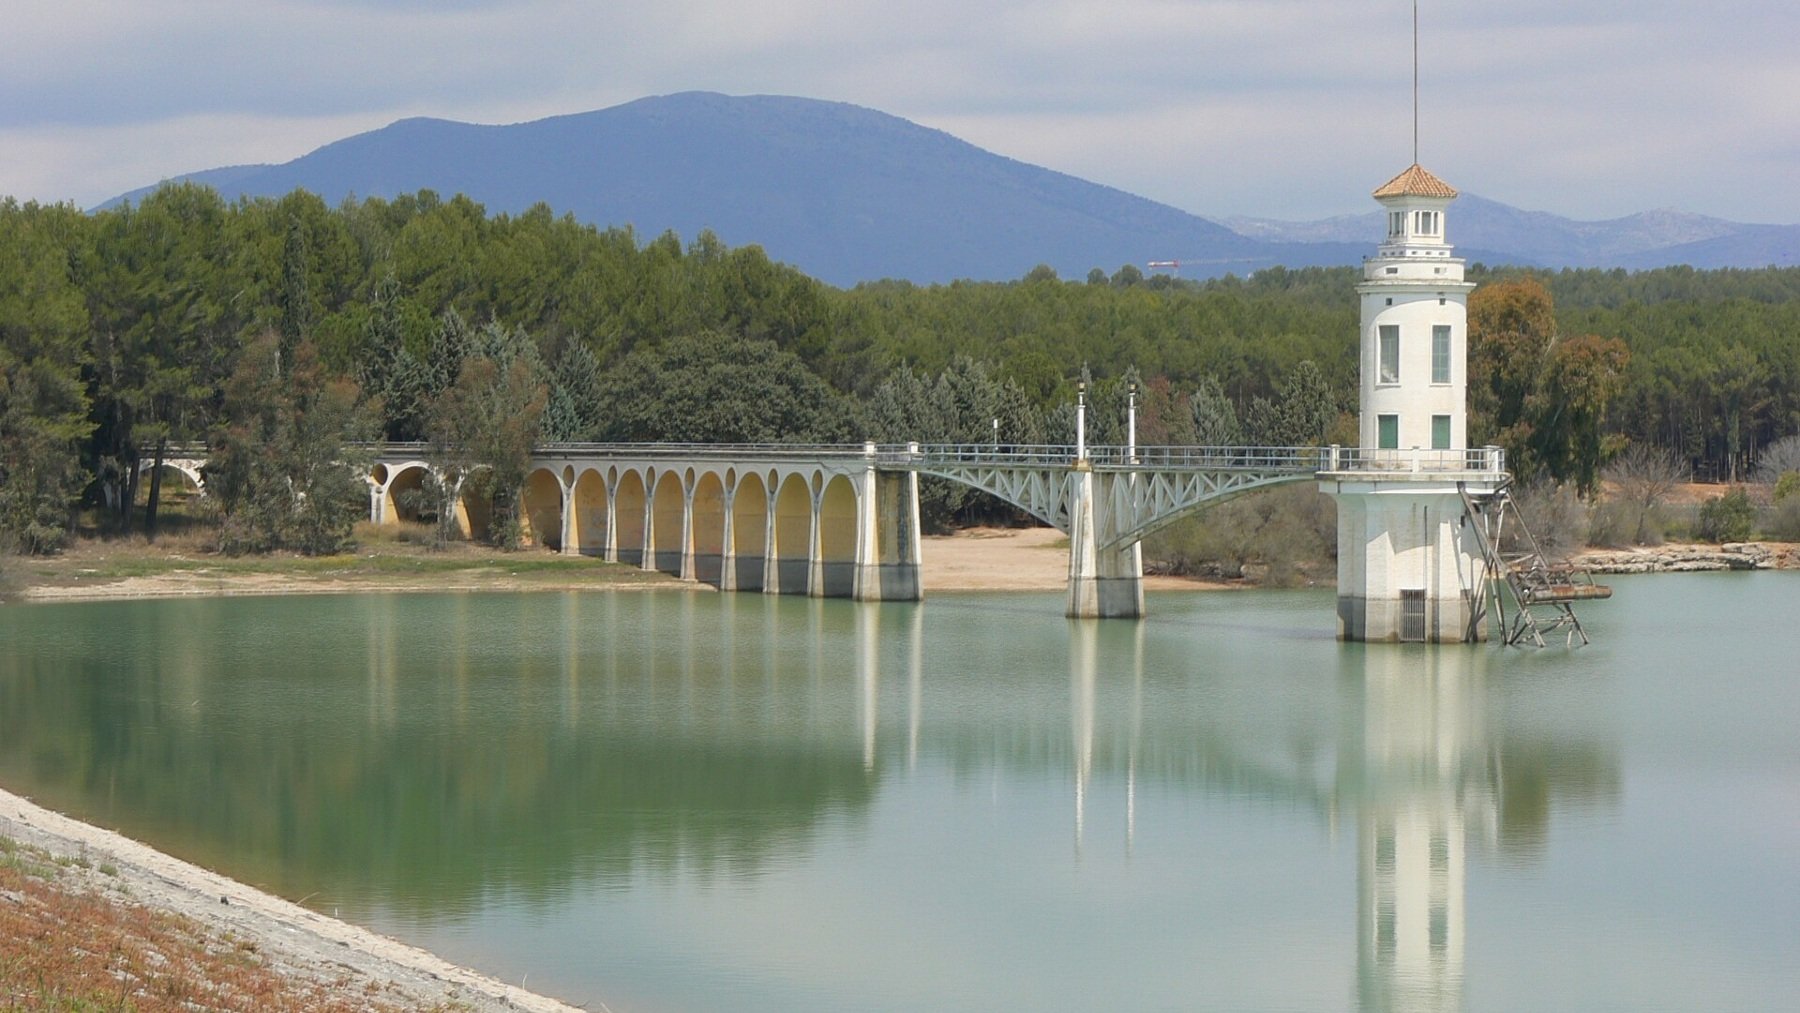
[844,604,1618,1013]
[359,441,1506,619]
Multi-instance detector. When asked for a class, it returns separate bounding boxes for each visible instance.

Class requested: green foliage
[1188,375,1242,446]
[1,179,1796,555]
[0,199,93,554]
[1469,279,1631,492]
[1774,471,1800,504]
[594,330,857,444]
[207,333,376,555]
[867,357,1042,529]
[1243,360,1336,446]
[1695,487,1755,543]
[427,344,549,550]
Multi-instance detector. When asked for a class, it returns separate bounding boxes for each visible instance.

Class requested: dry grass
[3,528,675,603]
[0,843,460,1012]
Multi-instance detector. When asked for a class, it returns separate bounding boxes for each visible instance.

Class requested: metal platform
[1460,482,1612,647]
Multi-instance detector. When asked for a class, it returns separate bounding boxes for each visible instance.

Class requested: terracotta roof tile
[1372,164,1458,199]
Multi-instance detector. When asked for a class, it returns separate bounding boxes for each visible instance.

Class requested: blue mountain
[104,92,1797,285]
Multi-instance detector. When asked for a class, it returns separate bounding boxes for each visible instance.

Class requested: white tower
[1359,165,1472,452]
[1321,164,1505,643]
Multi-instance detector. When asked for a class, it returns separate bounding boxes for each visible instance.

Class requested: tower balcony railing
[1320,445,1505,476]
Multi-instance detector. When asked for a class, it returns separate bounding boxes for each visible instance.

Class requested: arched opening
[520,468,564,551]
[818,475,859,597]
[773,472,814,594]
[381,464,431,527]
[691,471,728,586]
[454,468,493,543]
[652,470,686,575]
[570,469,608,557]
[613,469,647,565]
[732,472,769,590]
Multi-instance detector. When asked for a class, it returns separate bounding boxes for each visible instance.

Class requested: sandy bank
[919,525,1238,592]
[0,786,587,1012]
[14,526,1234,604]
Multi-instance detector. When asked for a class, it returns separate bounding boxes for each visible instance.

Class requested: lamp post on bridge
[1076,381,1087,464]
[1127,381,1138,464]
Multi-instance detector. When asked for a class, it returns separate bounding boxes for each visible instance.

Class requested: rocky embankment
[1576,541,1799,574]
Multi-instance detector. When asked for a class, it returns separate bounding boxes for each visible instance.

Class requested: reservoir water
[2,574,1796,1011]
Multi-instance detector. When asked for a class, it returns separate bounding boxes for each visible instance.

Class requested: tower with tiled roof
[1319,156,1502,643]
[1356,162,1474,452]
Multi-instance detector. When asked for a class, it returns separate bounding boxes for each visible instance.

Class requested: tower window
[1378,414,1399,450]
[1388,211,1405,237]
[1414,210,1439,236]
[1432,414,1452,449]
[1432,325,1452,383]
[1378,325,1399,384]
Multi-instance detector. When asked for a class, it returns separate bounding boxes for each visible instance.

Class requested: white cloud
[1,1,1794,220]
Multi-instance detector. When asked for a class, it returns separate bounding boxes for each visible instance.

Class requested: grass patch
[12,535,676,596]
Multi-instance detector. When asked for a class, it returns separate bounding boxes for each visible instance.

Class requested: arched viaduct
[368,444,925,603]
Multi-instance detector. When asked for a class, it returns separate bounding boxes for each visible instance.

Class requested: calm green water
[2,576,1797,1012]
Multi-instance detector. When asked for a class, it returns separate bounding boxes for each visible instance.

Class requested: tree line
[2,184,1796,554]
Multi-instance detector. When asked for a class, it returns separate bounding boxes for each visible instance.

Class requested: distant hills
[103,92,1799,286]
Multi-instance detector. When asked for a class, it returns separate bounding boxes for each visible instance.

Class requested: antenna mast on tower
[1413,0,1420,163]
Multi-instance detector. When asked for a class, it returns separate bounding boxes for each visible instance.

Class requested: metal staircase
[1459,482,1612,647]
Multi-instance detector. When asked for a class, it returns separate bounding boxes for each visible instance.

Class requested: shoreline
[8,525,1242,605]
[0,785,586,1012]
[9,527,1792,608]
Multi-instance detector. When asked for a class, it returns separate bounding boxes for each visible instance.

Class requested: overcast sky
[4,1,1795,223]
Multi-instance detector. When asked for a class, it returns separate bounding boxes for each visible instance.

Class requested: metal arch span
[1100,468,1318,549]
[895,444,1329,549]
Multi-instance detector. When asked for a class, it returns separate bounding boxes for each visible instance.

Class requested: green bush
[1143,484,1336,586]
[1696,487,1755,543]
[1774,470,1800,503]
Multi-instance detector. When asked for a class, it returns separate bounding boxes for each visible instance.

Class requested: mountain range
[104,92,1799,287]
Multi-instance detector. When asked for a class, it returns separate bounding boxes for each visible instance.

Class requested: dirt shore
[0,787,587,1012]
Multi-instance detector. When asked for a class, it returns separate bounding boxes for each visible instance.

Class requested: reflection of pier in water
[844,601,1617,1013]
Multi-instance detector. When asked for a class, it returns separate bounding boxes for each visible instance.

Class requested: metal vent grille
[1401,589,1427,642]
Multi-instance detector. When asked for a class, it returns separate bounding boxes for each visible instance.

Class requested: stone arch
[691,471,728,586]
[520,468,565,551]
[773,471,814,595]
[613,469,647,565]
[651,470,686,574]
[570,469,608,557]
[135,462,205,504]
[818,475,859,597]
[380,463,431,526]
[732,471,769,591]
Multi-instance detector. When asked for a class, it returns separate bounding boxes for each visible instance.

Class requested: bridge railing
[156,441,1507,476]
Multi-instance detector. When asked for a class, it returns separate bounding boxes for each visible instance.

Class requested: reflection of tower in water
[1351,647,1497,1013]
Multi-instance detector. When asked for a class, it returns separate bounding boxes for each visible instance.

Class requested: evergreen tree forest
[2,184,1797,554]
